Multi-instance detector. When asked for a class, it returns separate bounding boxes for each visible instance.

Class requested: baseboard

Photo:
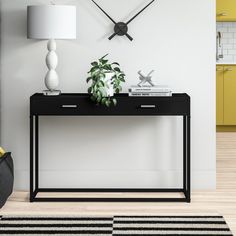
[217,125,236,132]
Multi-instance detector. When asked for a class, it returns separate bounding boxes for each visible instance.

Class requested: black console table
[30,93,191,202]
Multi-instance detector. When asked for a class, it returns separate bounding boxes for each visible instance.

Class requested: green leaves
[119,77,125,82]
[105,99,111,107]
[99,54,109,65]
[98,87,107,97]
[90,95,96,102]
[89,66,99,74]
[88,86,92,94]
[98,97,117,107]
[112,62,120,66]
[103,64,112,70]
[100,59,108,65]
[114,67,121,72]
[86,77,92,83]
[101,98,107,105]
[118,73,125,82]
[100,54,109,60]
[112,98,117,106]
[86,54,126,107]
[91,61,98,67]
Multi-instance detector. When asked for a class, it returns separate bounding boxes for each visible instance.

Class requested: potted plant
[86,54,125,107]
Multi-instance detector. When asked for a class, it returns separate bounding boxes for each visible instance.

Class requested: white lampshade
[27,5,76,40]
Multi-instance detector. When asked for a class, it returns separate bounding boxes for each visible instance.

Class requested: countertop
[216,62,236,65]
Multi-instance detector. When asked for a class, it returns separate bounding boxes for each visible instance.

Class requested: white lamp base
[44,39,60,96]
[43,90,61,96]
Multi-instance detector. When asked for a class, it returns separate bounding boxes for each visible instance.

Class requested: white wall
[0,0,216,190]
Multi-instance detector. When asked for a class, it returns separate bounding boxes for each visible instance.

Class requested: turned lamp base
[44,39,60,96]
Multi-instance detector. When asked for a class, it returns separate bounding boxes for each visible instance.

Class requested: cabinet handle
[139,105,156,109]
[218,12,227,16]
[225,68,233,71]
[216,68,223,71]
[61,105,78,108]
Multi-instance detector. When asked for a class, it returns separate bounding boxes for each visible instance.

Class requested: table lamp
[27,5,76,95]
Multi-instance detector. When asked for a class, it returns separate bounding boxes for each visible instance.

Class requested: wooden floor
[1,132,236,234]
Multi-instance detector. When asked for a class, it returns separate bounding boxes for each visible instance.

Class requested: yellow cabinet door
[224,66,236,125]
[217,0,236,21]
[216,66,224,125]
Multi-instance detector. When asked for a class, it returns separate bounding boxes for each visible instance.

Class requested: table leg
[30,115,34,202]
[186,115,191,202]
[183,116,186,194]
[35,116,39,191]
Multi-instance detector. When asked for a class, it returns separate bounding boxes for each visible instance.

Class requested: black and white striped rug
[0,215,233,235]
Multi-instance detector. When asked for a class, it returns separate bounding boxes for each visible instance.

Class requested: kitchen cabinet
[224,66,236,124]
[217,65,236,126]
[216,0,236,21]
[216,66,224,125]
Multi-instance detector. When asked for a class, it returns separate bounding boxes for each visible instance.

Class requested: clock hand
[108,0,156,40]
[126,0,156,25]
[91,0,116,24]
[91,0,133,41]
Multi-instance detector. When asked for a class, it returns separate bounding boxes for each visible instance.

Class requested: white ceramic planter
[103,72,115,97]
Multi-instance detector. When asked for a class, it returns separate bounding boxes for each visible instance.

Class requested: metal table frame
[30,93,191,202]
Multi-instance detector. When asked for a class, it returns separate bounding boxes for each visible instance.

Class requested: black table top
[30,93,190,116]
[31,93,190,99]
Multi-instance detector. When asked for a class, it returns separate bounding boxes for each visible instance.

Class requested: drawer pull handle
[140,105,156,109]
[225,68,233,71]
[61,105,78,108]
[218,12,227,16]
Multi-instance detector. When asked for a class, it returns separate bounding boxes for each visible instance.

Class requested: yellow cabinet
[224,66,236,125]
[216,65,236,126]
[216,66,224,125]
[217,0,236,21]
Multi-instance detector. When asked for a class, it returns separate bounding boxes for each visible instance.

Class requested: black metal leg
[30,115,34,202]
[183,116,186,195]
[30,114,191,203]
[35,116,39,191]
[186,115,191,202]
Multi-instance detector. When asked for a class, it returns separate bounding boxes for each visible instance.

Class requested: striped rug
[0,215,233,235]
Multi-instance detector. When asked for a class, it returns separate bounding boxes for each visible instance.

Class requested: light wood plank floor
[1,132,236,234]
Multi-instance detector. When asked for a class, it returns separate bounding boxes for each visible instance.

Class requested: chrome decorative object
[137,70,155,87]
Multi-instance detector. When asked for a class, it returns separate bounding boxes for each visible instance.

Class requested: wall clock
[91,0,156,41]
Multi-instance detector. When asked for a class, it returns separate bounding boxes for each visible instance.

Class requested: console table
[30,93,191,202]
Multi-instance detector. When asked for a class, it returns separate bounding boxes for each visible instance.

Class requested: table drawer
[131,100,189,115]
